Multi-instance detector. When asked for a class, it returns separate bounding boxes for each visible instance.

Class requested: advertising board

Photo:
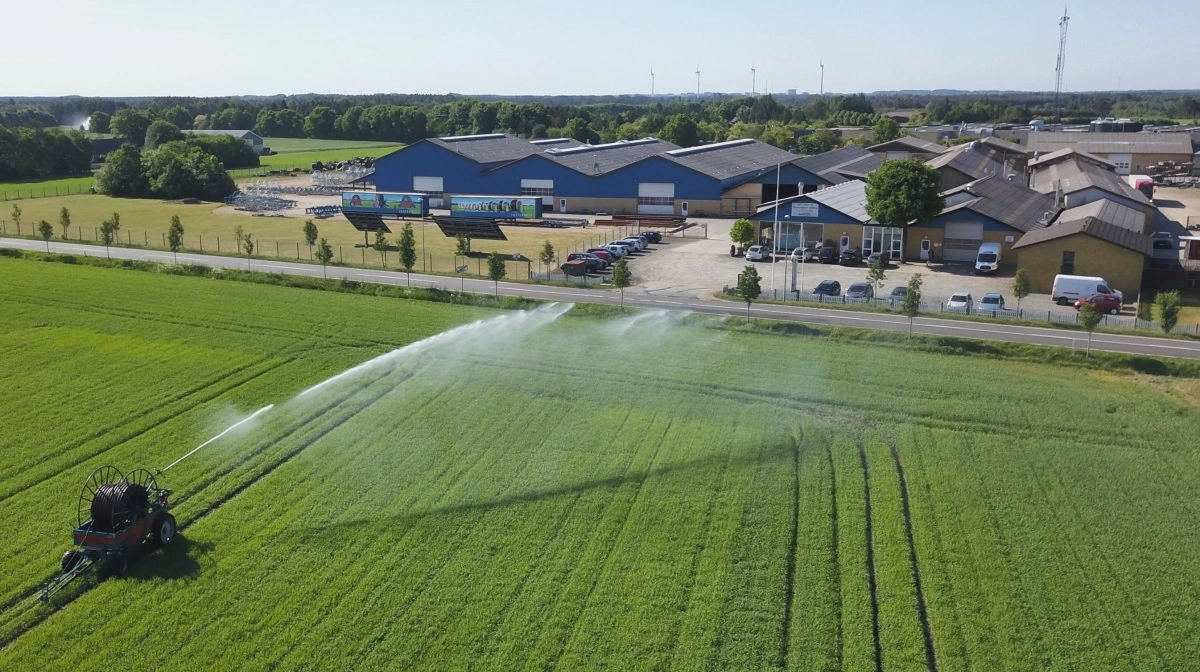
[449,195,543,220]
[341,191,428,217]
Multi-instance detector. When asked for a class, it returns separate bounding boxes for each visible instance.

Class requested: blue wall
[374,142,724,200]
[734,163,825,189]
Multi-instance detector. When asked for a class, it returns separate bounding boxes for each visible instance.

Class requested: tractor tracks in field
[890,444,940,672]
[778,433,802,669]
[856,439,884,672]
[827,442,845,672]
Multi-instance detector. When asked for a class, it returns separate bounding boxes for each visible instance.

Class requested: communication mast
[1054,6,1070,123]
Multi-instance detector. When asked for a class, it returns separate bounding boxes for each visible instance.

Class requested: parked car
[838,249,862,266]
[818,247,840,264]
[620,236,646,251]
[813,280,841,296]
[586,248,614,264]
[607,241,635,256]
[602,243,628,258]
[1152,231,1174,249]
[946,292,973,310]
[640,230,662,244]
[1074,292,1123,315]
[845,282,874,299]
[887,286,908,301]
[978,293,1007,312]
[866,251,889,266]
[566,252,605,272]
[790,246,819,262]
[745,245,769,261]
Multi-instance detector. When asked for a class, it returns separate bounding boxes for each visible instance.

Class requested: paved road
[5,237,1200,361]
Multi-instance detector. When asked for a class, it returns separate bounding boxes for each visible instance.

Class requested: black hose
[90,482,149,531]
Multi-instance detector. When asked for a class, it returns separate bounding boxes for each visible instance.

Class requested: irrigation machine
[40,466,176,601]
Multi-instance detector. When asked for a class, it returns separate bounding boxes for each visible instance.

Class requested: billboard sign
[450,195,543,220]
[790,202,819,218]
[341,191,428,217]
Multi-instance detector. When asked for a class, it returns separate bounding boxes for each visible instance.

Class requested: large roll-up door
[520,179,554,206]
[943,221,984,262]
[637,182,675,215]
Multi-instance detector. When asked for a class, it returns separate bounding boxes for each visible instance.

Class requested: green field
[262,137,404,154]
[0,194,611,277]
[0,175,96,201]
[2,259,1200,670]
[252,146,401,173]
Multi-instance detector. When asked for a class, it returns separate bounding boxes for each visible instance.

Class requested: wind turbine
[751,65,756,95]
[695,67,701,97]
[650,66,655,96]
[820,60,824,95]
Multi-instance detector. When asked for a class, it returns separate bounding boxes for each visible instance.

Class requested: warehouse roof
[427,133,542,165]
[1012,217,1153,255]
[978,136,1028,154]
[1030,158,1152,205]
[542,137,679,175]
[662,138,798,181]
[1026,131,1194,156]
[925,143,1012,180]
[938,176,1059,232]
[867,135,948,154]
[1027,147,1115,170]
[791,146,884,184]
[529,137,584,149]
[753,179,873,223]
[1056,198,1147,233]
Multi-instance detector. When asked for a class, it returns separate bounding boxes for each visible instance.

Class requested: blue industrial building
[370,134,874,218]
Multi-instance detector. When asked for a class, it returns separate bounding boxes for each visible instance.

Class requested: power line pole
[1054,6,1070,123]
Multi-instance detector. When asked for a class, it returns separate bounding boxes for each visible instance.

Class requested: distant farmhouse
[184,129,265,155]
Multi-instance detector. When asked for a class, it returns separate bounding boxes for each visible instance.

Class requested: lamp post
[785,215,805,294]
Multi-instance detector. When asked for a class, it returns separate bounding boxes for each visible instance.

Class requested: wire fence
[1,181,95,201]
[721,286,1200,336]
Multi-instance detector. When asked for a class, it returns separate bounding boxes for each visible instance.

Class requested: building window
[637,196,673,207]
[520,186,554,198]
[1061,250,1075,274]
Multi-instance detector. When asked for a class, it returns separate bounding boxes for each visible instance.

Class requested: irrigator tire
[61,550,84,573]
[90,482,150,531]
[153,513,177,546]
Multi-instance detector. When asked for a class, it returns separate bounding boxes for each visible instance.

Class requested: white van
[1051,274,1123,305]
[974,242,1002,274]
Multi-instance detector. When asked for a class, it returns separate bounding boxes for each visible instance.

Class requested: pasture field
[0,194,610,277]
[0,175,96,201]
[2,258,1200,670]
[261,137,404,154]
[252,146,401,173]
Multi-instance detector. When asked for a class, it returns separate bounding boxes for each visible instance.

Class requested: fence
[720,286,1200,336]
[1,181,95,201]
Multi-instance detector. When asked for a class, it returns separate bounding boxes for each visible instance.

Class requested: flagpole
[772,161,781,295]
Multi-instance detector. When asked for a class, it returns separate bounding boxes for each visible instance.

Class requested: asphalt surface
[5,237,1200,361]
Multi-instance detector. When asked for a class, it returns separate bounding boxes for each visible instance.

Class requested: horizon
[4,0,1198,98]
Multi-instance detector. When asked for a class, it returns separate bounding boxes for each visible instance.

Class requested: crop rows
[4,258,1200,669]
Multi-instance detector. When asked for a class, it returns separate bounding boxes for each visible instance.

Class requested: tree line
[0,126,91,181]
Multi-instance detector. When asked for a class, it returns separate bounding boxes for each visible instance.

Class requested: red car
[1074,293,1123,315]
[586,248,615,264]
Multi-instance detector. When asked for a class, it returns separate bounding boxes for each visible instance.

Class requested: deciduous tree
[374,229,388,266]
[866,258,887,296]
[1077,301,1102,357]
[143,120,184,150]
[538,240,556,278]
[111,109,152,146]
[10,203,21,232]
[99,212,121,259]
[398,222,417,285]
[872,116,902,144]
[487,251,507,296]
[167,215,184,263]
[1155,290,1181,334]
[612,258,631,310]
[315,237,334,278]
[243,232,254,269]
[738,264,762,318]
[1012,267,1030,311]
[865,160,944,252]
[730,218,755,251]
[58,207,71,239]
[302,219,318,259]
[37,220,53,252]
[901,273,922,334]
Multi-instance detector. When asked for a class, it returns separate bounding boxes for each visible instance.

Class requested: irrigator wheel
[78,466,125,528]
[61,550,85,573]
[153,514,177,546]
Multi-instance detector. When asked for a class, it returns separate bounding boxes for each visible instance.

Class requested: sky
[4,0,1197,98]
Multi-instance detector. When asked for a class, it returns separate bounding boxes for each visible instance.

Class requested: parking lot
[631,218,1092,314]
